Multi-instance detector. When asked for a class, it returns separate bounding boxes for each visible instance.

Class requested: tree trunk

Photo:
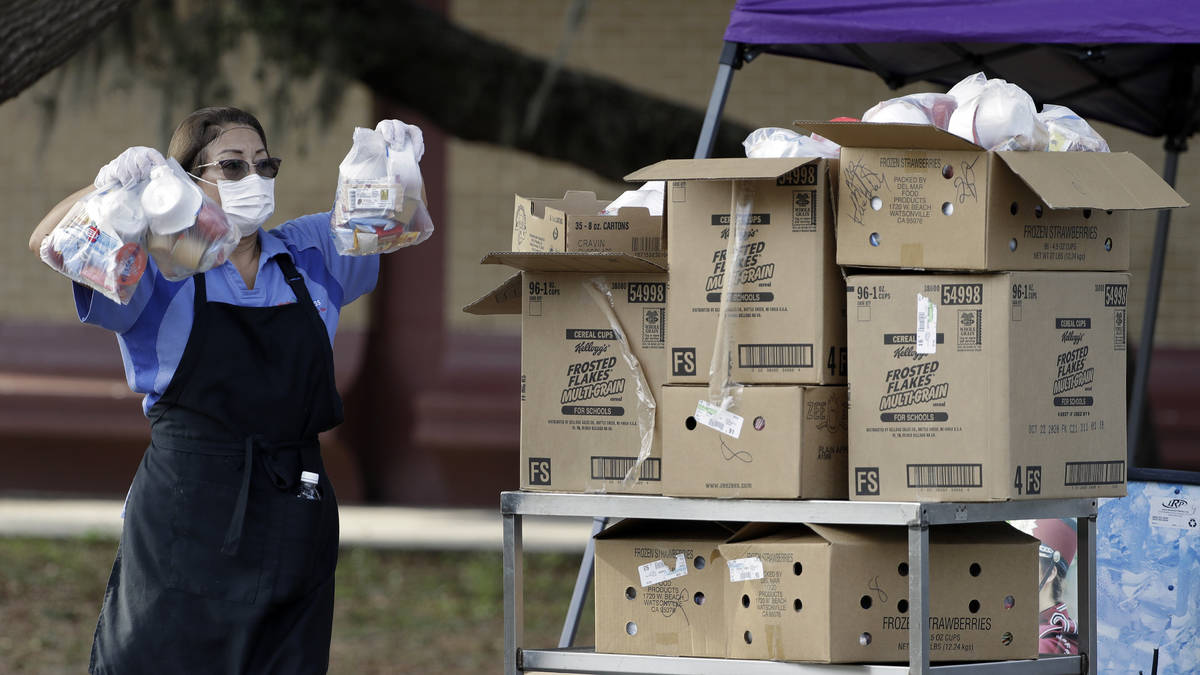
[0,0,137,104]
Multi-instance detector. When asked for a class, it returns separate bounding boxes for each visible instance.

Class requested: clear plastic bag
[1039,104,1110,152]
[947,74,1049,151]
[862,93,958,129]
[602,181,665,216]
[331,127,433,255]
[743,127,841,158]
[140,158,239,281]
[40,196,148,305]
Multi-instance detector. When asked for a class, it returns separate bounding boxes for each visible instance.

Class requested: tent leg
[558,516,607,648]
[695,42,743,159]
[1128,144,1182,468]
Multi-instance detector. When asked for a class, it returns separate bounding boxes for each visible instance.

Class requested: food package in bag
[1039,104,1110,152]
[331,127,433,255]
[948,75,1048,151]
[40,196,148,305]
[140,158,238,281]
[743,127,841,158]
[862,93,957,129]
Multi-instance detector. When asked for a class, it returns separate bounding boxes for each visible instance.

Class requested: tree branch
[247,0,751,180]
[0,0,137,104]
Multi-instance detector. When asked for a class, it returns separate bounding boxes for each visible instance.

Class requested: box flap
[996,151,1189,210]
[625,157,821,182]
[462,273,521,315]
[480,251,666,273]
[795,121,982,152]
[595,519,740,541]
[724,522,822,544]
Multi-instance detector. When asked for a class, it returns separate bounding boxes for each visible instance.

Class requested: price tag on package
[727,557,765,582]
[638,554,688,587]
[694,400,744,438]
[916,293,938,354]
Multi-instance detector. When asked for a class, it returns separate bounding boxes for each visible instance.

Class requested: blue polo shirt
[74,211,380,416]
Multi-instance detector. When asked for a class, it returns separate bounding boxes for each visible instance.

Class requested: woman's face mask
[217,174,275,237]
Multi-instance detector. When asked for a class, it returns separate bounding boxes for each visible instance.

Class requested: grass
[0,536,594,674]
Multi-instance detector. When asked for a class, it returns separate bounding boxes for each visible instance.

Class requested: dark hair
[168,106,269,173]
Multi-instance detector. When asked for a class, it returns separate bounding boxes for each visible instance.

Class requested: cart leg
[559,516,608,648]
[909,523,931,675]
[1076,513,1098,675]
[504,513,524,675]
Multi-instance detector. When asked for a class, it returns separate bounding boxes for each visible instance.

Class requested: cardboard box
[465,252,668,493]
[846,271,1129,501]
[594,519,740,657]
[661,385,848,499]
[511,191,665,264]
[720,522,1039,663]
[799,121,1186,271]
[626,158,846,386]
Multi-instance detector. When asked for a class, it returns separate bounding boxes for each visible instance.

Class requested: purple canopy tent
[696,0,1200,481]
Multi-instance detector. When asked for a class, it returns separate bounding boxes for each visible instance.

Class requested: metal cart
[502,491,1097,675]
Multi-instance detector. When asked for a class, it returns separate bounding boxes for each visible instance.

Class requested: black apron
[90,254,344,675]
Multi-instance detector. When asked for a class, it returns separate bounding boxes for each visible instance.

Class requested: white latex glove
[94,146,167,190]
[374,119,424,162]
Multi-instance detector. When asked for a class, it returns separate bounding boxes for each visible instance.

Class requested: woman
[28,106,425,674]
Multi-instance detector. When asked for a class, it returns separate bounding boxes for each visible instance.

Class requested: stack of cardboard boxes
[625,157,849,500]
[468,122,1185,665]
[800,121,1186,503]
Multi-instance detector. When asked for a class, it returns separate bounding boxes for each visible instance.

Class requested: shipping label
[727,556,765,583]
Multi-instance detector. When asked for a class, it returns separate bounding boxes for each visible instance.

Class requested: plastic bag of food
[1039,104,1110,152]
[947,75,1048,151]
[862,93,957,129]
[140,158,238,281]
[331,127,433,255]
[40,195,148,304]
[602,181,665,216]
[743,127,841,159]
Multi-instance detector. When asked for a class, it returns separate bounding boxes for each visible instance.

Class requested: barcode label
[916,293,938,354]
[738,343,813,368]
[727,557,765,582]
[694,400,744,438]
[590,456,662,481]
[632,236,661,253]
[906,464,983,488]
[1064,460,1125,486]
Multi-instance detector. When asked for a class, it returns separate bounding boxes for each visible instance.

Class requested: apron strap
[275,253,315,307]
[221,435,258,557]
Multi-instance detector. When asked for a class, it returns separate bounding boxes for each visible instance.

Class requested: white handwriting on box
[727,556,765,583]
[1149,497,1199,531]
[694,400,744,438]
[638,553,688,587]
[916,293,938,354]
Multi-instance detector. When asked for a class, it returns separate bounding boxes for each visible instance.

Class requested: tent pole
[695,42,743,159]
[1128,142,1182,469]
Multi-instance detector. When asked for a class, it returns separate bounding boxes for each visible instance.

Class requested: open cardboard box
[798,121,1187,271]
[465,252,667,494]
[626,158,845,386]
[511,191,665,265]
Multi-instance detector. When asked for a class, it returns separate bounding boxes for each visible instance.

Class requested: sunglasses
[194,157,282,181]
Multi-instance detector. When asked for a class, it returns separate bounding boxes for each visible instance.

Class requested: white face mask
[217,174,275,237]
